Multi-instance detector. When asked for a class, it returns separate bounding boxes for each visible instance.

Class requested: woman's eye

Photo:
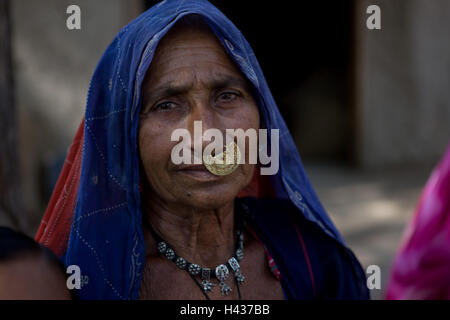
[152,101,175,112]
[217,91,240,102]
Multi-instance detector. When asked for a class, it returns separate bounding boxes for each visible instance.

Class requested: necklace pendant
[202,280,215,293]
[216,264,232,295]
[201,268,214,293]
[215,264,230,282]
[228,257,245,284]
[219,281,232,295]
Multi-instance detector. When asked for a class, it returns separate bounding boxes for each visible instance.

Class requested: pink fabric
[387,144,450,299]
[293,222,316,297]
[245,223,282,281]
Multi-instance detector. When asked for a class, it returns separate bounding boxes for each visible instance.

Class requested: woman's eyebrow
[142,83,191,105]
[208,76,250,91]
[142,75,250,104]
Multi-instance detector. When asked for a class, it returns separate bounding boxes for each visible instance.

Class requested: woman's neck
[142,192,236,268]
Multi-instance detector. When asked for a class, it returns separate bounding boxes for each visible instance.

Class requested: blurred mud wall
[11,0,143,234]
[354,0,450,168]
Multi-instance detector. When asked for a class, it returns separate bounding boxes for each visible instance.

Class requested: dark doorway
[144,0,354,163]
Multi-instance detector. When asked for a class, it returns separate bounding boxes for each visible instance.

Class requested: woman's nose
[186,98,222,160]
[186,98,217,133]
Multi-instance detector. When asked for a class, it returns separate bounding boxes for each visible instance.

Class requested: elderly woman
[36,0,368,300]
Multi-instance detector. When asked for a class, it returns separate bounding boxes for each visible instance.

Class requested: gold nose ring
[203,142,241,176]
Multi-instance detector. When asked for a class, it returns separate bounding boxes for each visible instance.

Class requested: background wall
[10,0,143,232]
[355,0,450,168]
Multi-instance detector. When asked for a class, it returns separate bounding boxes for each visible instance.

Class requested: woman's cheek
[139,125,174,171]
[139,127,158,169]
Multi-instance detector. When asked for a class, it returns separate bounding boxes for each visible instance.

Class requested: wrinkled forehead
[143,15,246,87]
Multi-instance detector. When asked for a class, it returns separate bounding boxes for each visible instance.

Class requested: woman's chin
[179,188,238,210]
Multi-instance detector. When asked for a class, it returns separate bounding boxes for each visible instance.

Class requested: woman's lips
[175,164,220,181]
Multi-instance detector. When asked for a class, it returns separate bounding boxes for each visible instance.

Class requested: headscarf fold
[36,0,366,299]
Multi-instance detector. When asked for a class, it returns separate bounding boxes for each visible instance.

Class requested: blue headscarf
[66,0,365,299]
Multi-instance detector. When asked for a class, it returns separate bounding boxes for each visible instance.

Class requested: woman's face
[138,25,260,210]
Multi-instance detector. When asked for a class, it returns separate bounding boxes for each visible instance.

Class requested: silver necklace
[148,224,245,298]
